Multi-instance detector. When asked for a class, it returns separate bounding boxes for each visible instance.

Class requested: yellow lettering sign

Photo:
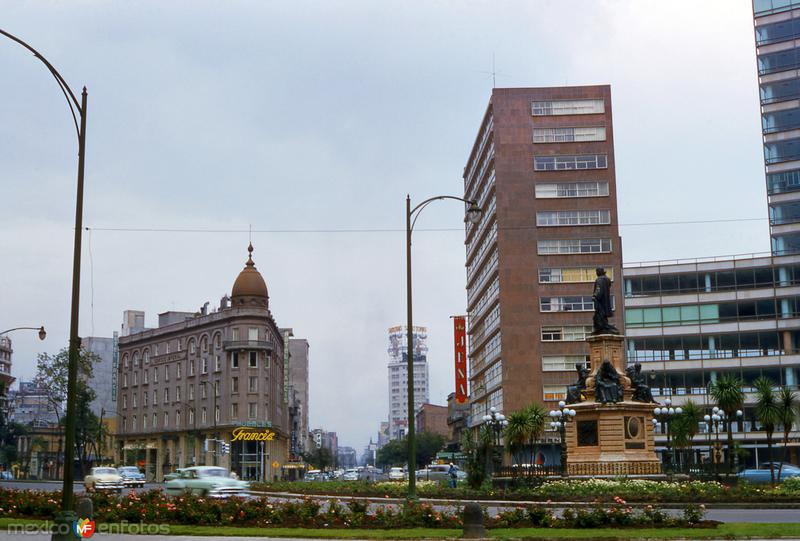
[231,427,276,442]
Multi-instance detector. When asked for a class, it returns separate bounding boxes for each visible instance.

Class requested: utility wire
[84,217,767,235]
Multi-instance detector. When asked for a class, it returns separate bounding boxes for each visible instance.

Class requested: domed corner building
[116,243,289,483]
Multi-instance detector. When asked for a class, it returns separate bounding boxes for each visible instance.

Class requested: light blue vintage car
[738,463,800,484]
[164,466,249,498]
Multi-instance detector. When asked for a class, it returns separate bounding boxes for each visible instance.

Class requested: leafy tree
[375,432,445,469]
[461,425,492,489]
[0,420,26,469]
[777,386,798,479]
[303,446,334,471]
[33,347,100,477]
[708,374,745,472]
[754,377,781,484]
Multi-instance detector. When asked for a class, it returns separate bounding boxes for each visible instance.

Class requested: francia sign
[231,426,277,442]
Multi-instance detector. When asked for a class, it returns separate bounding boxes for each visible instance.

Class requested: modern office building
[463,86,624,426]
[387,325,430,440]
[82,335,119,464]
[623,254,800,465]
[116,244,288,482]
[754,0,800,254]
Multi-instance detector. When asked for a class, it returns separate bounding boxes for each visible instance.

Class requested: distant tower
[387,325,430,440]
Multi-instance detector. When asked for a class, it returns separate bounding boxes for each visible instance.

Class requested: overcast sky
[1,0,768,450]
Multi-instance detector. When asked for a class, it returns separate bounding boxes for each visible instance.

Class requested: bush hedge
[0,488,712,529]
[253,478,800,503]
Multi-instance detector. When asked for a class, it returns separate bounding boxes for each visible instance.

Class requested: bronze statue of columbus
[592,267,619,335]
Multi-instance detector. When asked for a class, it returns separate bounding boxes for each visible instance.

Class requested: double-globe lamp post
[703,406,742,471]
[0,29,88,540]
[652,398,682,470]
[405,194,481,499]
[549,401,576,476]
[483,407,508,474]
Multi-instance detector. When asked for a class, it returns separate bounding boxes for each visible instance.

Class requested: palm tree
[754,377,781,484]
[503,403,547,476]
[708,374,745,473]
[777,386,798,479]
[504,410,531,472]
[523,403,547,469]
[671,400,703,466]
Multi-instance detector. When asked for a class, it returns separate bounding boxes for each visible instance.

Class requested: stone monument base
[563,333,662,476]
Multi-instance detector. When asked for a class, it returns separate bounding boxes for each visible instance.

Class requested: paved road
[0,480,161,494]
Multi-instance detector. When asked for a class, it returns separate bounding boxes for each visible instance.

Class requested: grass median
[1,518,799,538]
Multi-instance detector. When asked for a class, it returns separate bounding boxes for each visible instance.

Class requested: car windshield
[119,467,138,473]
[197,468,229,478]
[94,468,117,475]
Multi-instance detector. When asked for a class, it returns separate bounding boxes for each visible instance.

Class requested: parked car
[388,467,406,481]
[84,467,124,493]
[738,463,800,484]
[0,471,14,481]
[164,466,249,498]
[303,469,322,482]
[118,466,145,487]
[416,464,466,482]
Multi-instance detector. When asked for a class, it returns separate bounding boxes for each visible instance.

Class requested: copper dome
[231,243,268,304]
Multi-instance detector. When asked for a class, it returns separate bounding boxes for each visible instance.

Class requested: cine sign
[232,427,277,442]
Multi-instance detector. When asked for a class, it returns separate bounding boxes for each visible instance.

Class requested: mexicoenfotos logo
[72,518,95,538]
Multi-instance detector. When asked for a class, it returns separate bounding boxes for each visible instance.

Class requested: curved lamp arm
[0,28,83,141]
[409,195,480,234]
[0,326,46,340]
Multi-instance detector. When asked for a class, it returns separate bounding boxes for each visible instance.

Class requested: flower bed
[252,478,800,503]
[0,488,712,529]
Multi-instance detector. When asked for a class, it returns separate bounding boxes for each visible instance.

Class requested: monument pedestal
[564,334,662,476]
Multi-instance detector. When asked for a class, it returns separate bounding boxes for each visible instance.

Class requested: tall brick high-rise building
[463,86,624,427]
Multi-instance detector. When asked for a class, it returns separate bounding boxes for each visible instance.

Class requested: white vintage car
[84,467,124,493]
[164,466,249,498]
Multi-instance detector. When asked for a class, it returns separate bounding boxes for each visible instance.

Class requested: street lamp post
[482,407,507,476]
[549,401,576,477]
[0,29,87,539]
[652,398,682,471]
[405,194,481,499]
[0,327,47,341]
[704,408,724,474]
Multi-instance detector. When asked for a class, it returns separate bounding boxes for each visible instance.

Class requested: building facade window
[176,362,181,379]
[249,351,258,368]
[231,403,238,418]
[231,376,239,393]
[542,355,589,371]
[536,210,611,226]
[537,238,611,254]
[201,407,207,424]
[248,327,258,341]
[535,181,609,198]
[248,403,257,419]
[543,385,568,401]
[534,154,607,171]
[539,267,613,283]
[531,99,604,116]
[201,358,208,374]
[248,376,258,392]
[768,169,800,194]
[541,325,593,342]
[540,296,599,312]
[214,355,221,372]
[231,352,239,368]
[533,126,606,143]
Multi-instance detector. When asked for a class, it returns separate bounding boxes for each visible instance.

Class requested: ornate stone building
[116,244,287,482]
